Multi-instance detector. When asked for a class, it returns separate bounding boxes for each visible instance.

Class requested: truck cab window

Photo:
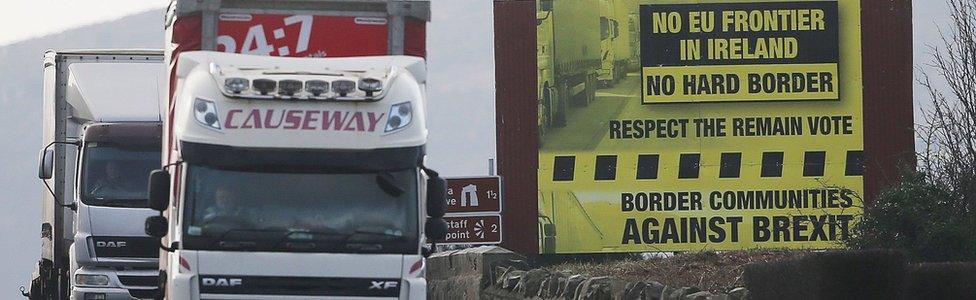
[183,165,420,254]
[80,143,160,208]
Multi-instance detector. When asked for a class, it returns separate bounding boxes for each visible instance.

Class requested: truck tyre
[539,86,552,147]
[553,83,568,127]
[542,84,554,129]
[58,270,69,300]
[585,73,597,106]
[27,277,43,300]
[155,270,167,300]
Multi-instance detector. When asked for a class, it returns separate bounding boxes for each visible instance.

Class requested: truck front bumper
[71,267,157,300]
[71,287,149,300]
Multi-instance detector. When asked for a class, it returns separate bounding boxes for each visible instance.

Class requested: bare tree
[917,0,976,211]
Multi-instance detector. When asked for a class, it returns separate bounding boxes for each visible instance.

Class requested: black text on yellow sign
[642,63,839,103]
[537,0,863,254]
[639,1,839,103]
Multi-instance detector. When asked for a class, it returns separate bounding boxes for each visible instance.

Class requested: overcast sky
[0,1,166,46]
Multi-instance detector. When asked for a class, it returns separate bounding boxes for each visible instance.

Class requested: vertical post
[860,0,914,204]
[53,54,69,299]
[200,0,221,51]
[489,159,495,176]
[493,0,539,255]
[388,3,406,55]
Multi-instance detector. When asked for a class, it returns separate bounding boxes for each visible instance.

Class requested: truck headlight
[75,274,110,286]
[385,102,412,133]
[193,98,221,130]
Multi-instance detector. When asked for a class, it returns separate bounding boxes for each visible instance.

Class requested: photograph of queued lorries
[536,0,639,142]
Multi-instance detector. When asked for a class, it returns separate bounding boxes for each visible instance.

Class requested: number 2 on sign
[217,15,314,56]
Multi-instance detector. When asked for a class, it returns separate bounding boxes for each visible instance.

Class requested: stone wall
[426,246,748,300]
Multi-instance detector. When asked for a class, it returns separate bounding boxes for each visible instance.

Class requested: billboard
[536,0,863,253]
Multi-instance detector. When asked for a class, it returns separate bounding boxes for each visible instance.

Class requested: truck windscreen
[182,165,420,254]
[80,143,160,208]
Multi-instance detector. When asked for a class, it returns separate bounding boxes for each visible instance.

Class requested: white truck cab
[28,50,166,300]
[145,51,448,299]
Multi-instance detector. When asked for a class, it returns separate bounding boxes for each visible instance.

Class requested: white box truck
[145,1,447,299]
[25,50,166,300]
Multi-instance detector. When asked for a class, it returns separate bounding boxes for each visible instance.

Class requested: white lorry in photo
[146,1,446,299]
[26,50,166,300]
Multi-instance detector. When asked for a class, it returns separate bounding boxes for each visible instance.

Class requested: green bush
[906,262,976,298]
[743,250,906,300]
[845,171,976,262]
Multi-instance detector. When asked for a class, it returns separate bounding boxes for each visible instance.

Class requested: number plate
[217,14,389,57]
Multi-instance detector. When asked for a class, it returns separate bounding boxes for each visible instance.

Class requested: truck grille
[118,275,156,287]
[199,275,401,297]
[90,236,158,258]
[128,289,158,299]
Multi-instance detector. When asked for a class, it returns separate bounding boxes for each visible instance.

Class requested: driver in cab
[201,187,250,223]
[89,161,129,195]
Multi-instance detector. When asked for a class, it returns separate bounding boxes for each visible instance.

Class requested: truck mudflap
[23,259,61,300]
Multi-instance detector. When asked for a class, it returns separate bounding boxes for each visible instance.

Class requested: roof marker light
[358,78,383,97]
[252,79,277,95]
[332,80,357,97]
[278,80,303,96]
[224,78,249,94]
[305,80,329,97]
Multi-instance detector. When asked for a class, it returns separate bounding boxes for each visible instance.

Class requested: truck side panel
[612,0,634,67]
[552,0,601,77]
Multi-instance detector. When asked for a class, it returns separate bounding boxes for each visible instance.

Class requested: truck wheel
[58,270,69,300]
[155,270,167,300]
[543,85,554,128]
[553,84,568,127]
[586,74,597,105]
[27,278,43,300]
[553,105,566,127]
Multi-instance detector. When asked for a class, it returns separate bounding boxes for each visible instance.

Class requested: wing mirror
[543,223,556,238]
[147,170,171,211]
[426,172,447,218]
[38,148,55,180]
[425,218,448,241]
[145,215,169,238]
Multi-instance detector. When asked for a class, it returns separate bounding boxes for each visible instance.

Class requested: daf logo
[369,281,398,290]
[202,277,243,287]
[95,241,126,248]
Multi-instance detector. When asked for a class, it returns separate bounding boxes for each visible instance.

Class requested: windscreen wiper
[273,230,345,249]
[213,229,281,250]
[375,171,405,197]
[342,229,406,244]
[96,198,146,208]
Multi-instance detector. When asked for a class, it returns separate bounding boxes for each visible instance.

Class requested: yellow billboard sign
[536,0,863,254]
